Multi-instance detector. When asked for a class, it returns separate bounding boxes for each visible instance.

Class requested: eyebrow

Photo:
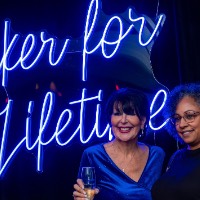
[175,110,198,115]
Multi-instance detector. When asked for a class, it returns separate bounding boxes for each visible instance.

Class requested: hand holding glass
[81,167,96,200]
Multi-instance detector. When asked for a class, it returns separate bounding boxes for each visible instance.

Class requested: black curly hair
[163,82,200,143]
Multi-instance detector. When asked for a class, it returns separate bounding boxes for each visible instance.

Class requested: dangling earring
[139,129,144,138]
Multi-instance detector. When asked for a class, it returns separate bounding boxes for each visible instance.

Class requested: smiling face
[111,102,146,142]
[175,96,200,149]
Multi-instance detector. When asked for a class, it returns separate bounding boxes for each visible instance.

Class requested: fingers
[73,179,87,200]
[77,179,84,189]
[73,178,100,200]
[73,179,85,194]
[72,190,88,200]
[73,183,86,194]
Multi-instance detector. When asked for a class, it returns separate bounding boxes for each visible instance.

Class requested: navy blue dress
[78,143,165,200]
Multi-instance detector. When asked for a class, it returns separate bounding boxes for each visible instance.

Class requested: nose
[121,113,128,123]
[178,117,188,128]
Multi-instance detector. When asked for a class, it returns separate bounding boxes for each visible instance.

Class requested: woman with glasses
[152,82,200,200]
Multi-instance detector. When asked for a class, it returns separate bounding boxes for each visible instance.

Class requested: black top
[151,147,200,200]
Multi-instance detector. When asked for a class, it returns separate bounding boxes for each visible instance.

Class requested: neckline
[101,143,150,183]
[185,147,200,155]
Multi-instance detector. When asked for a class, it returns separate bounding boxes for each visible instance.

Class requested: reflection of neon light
[0,0,166,85]
[149,89,169,130]
[0,88,111,176]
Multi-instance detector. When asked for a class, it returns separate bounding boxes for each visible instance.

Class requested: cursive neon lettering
[82,0,165,80]
[0,0,166,85]
[0,0,168,177]
[0,88,111,175]
[149,89,169,130]
[0,100,26,176]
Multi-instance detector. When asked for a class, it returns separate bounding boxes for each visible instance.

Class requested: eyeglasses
[170,110,200,126]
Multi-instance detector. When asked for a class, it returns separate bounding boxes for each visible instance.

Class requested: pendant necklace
[113,143,138,173]
[121,150,136,173]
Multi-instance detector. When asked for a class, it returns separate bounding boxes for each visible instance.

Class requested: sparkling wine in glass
[81,167,96,200]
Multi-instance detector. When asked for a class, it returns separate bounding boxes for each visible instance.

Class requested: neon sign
[0,88,168,176]
[0,0,166,86]
[0,0,168,176]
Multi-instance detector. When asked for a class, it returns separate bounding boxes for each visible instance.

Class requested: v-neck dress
[78,143,165,200]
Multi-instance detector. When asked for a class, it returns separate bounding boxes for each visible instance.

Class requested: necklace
[112,143,138,173]
[121,150,136,173]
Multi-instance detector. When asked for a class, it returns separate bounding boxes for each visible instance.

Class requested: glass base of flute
[81,167,96,200]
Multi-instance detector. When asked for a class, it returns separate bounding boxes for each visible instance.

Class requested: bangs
[114,100,136,115]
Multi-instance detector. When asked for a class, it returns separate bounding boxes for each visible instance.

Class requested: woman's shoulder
[140,142,164,151]
[169,148,187,160]
[138,143,165,158]
[166,148,186,170]
[146,143,165,156]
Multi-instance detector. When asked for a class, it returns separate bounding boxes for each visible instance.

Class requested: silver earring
[139,129,144,138]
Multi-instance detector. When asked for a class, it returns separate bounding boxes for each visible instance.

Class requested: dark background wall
[0,0,200,199]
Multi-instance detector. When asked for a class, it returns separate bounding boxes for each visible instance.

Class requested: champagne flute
[81,167,96,200]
